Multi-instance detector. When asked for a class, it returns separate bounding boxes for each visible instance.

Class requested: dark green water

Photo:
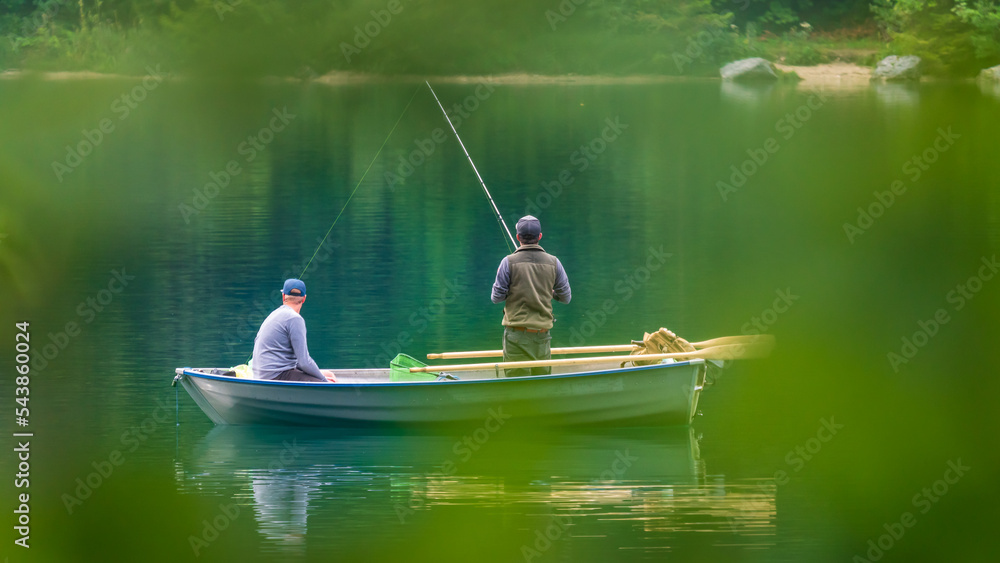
[1,77,998,562]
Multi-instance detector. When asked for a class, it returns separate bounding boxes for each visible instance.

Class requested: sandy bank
[776,62,872,88]
[1,63,875,87]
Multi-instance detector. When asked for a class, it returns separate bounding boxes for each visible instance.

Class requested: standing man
[252,279,337,382]
[491,216,571,377]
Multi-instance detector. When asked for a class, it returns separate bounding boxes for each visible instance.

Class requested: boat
[172,84,748,429]
[173,358,708,427]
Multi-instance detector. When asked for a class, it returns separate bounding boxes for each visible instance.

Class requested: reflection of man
[252,471,314,552]
[491,216,571,377]
[252,279,336,382]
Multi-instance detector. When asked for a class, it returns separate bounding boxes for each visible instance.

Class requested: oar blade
[694,341,776,361]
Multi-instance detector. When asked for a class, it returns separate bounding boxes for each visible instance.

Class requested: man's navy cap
[516,215,541,239]
[282,278,307,296]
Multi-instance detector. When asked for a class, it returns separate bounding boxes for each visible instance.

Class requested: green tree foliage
[1,0,996,76]
[588,0,729,32]
[141,0,745,77]
[874,0,999,75]
[712,0,872,29]
[953,0,1000,60]
[579,0,743,72]
[0,1,189,71]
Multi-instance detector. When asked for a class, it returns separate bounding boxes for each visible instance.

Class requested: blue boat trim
[179,359,705,388]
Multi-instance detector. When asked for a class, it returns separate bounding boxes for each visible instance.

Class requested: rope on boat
[298,84,424,278]
[627,328,698,366]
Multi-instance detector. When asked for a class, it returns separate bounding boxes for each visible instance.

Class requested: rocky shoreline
[3,61,998,92]
[725,56,1000,91]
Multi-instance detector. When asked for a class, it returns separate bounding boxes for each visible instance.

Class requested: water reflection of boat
[174,425,777,557]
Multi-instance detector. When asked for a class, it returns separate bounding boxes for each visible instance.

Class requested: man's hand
[322,370,337,383]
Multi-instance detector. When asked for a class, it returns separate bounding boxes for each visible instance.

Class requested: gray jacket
[251,305,324,380]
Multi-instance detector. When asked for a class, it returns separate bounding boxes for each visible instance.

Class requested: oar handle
[426,335,774,360]
[427,344,637,360]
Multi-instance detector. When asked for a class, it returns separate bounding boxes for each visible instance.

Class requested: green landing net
[389,353,438,382]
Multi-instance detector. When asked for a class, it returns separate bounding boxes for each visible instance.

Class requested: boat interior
[184,358,704,384]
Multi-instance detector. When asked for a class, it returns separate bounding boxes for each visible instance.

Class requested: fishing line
[425,81,516,254]
[298,84,423,278]
[244,86,420,366]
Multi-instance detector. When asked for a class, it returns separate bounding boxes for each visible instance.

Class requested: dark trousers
[275,368,326,382]
[502,327,552,377]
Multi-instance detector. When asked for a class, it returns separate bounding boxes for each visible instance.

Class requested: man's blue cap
[282,278,306,296]
[516,215,541,239]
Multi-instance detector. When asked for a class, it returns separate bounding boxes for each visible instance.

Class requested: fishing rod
[425,81,517,252]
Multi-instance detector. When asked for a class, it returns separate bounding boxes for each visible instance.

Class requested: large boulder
[979,65,1000,98]
[720,58,779,82]
[871,55,921,82]
[978,64,1000,83]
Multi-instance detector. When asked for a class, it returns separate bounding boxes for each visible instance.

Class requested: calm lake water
[1,77,998,562]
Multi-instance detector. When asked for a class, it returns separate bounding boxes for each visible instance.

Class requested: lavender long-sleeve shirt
[251,305,324,380]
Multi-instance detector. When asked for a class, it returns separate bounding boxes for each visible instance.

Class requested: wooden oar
[411,343,772,373]
[427,344,633,360]
[426,334,774,360]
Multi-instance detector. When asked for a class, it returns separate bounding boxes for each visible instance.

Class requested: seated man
[252,278,336,382]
